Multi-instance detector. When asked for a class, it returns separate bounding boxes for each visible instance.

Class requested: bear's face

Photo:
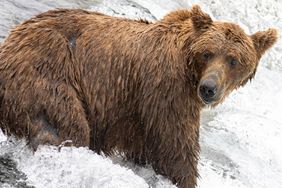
[182,6,278,106]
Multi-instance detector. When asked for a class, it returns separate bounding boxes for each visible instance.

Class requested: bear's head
[169,5,278,106]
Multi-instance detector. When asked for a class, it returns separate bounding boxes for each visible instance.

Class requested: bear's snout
[199,79,217,104]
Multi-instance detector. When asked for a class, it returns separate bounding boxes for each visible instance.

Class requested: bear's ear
[162,9,191,23]
[191,5,213,31]
[251,28,278,58]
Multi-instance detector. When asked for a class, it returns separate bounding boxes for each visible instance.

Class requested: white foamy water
[0,0,281,188]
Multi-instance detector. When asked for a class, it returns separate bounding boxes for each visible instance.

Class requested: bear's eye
[229,57,238,67]
[202,51,214,61]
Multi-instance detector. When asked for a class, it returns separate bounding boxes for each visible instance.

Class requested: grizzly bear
[0,5,277,188]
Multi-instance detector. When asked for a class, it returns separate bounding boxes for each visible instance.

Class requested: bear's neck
[130,24,203,128]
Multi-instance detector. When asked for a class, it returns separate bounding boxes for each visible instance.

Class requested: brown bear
[0,5,278,188]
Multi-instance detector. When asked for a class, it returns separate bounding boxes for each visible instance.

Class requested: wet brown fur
[0,5,278,188]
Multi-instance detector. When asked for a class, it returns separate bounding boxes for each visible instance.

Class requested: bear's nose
[199,79,217,103]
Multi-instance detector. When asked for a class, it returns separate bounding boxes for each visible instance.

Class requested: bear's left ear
[191,5,213,31]
[251,28,278,59]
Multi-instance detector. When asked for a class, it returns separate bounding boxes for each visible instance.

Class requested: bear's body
[0,6,277,188]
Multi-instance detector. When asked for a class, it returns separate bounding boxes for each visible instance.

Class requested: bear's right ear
[191,5,213,31]
[162,9,191,23]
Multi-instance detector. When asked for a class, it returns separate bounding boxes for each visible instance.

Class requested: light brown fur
[0,5,278,188]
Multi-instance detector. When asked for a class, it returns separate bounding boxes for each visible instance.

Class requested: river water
[0,0,282,188]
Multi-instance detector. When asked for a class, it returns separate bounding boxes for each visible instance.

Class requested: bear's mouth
[198,93,217,105]
[197,85,225,105]
[198,79,217,104]
[200,96,213,104]
[198,87,225,106]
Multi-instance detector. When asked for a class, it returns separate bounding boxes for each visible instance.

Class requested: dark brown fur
[0,5,278,188]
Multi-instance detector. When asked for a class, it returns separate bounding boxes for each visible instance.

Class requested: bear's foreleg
[149,122,200,188]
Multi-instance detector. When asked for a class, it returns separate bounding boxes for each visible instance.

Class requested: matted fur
[0,5,277,188]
